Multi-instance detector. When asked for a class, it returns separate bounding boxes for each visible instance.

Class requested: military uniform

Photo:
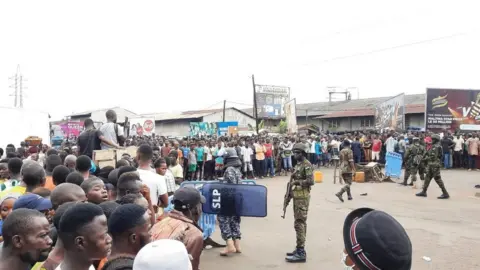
[336,145,354,202]
[286,143,314,263]
[416,135,450,199]
[402,138,425,186]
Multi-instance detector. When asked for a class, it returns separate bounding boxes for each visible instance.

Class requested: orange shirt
[44,176,56,191]
[97,258,107,270]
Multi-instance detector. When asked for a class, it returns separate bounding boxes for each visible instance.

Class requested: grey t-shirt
[98,122,124,149]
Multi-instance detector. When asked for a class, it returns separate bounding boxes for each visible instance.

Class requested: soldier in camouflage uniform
[402,137,425,186]
[285,143,314,263]
[335,140,355,202]
[416,134,450,199]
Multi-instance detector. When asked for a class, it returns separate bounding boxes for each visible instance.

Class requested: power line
[305,31,471,65]
[8,65,27,108]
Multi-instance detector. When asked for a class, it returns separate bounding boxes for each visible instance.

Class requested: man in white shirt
[136,144,168,208]
[240,141,254,178]
[453,135,465,168]
[98,110,125,150]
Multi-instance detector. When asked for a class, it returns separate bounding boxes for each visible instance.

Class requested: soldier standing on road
[335,140,356,202]
[416,134,450,199]
[285,143,314,263]
[402,137,425,186]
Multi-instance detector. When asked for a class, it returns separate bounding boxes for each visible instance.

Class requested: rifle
[281,171,295,219]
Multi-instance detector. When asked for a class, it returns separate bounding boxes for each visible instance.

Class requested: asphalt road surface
[199,168,480,270]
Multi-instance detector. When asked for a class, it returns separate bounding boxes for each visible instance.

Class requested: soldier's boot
[400,179,408,186]
[220,239,236,256]
[347,190,353,200]
[408,180,414,186]
[335,192,344,203]
[438,187,450,199]
[416,189,427,197]
[286,248,307,263]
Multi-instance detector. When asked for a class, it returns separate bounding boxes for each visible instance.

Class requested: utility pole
[9,65,26,108]
[306,109,309,126]
[252,75,259,134]
[222,100,226,122]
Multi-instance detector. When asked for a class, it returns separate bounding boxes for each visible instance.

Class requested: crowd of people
[4,108,475,269]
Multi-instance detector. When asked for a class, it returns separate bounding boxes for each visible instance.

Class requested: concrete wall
[202,108,256,129]
[154,119,191,137]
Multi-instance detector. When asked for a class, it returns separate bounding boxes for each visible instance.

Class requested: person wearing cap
[416,134,450,199]
[133,239,193,270]
[13,193,54,223]
[149,187,204,270]
[342,207,412,270]
[285,142,314,263]
[217,145,243,256]
[402,137,425,186]
[335,139,356,203]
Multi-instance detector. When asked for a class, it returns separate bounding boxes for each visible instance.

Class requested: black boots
[416,190,427,197]
[286,248,306,263]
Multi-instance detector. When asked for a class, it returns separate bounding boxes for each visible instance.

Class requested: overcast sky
[1,0,479,120]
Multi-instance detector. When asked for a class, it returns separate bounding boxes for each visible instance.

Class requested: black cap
[343,208,412,270]
[172,187,206,209]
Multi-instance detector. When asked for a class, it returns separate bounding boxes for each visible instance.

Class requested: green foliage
[279,119,287,134]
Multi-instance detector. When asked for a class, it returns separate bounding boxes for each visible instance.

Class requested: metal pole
[252,75,259,134]
[222,100,226,122]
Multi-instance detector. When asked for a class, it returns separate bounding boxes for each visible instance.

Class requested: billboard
[189,122,218,137]
[217,122,238,136]
[374,93,405,131]
[255,85,290,118]
[426,88,480,131]
[284,99,298,133]
[60,121,84,138]
[129,118,155,136]
[189,122,239,137]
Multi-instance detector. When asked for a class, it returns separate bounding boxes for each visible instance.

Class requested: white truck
[0,107,51,154]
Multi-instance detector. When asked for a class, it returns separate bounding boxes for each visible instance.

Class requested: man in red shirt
[263,139,275,177]
[371,135,382,162]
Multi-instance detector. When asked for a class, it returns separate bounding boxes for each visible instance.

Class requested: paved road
[199,168,480,269]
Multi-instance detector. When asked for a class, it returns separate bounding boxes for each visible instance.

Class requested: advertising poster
[60,121,84,138]
[284,99,298,133]
[189,122,218,137]
[426,88,480,131]
[217,121,239,136]
[255,85,290,118]
[374,93,405,131]
[129,118,155,136]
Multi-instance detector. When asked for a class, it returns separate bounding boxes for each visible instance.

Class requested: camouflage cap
[412,137,419,141]
[431,134,440,140]
[292,143,308,153]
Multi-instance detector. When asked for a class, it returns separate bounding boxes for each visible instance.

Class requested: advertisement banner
[255,85,290,118]
[426,88,480,131]
[189,122,218,137]
[60,121,84,138]
[217,121,239,136]
[374,93,405,131]
[129,118,155,136]
[284,99,298,133]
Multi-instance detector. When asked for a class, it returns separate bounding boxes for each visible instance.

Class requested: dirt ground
[199,168,480,270]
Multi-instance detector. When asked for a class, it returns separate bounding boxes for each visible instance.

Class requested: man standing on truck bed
[99,110,125,150]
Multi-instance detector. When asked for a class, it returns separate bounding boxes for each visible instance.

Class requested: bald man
[50,183,87,210]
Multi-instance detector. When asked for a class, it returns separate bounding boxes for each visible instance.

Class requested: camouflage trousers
[404,165,420,183]
[418,164,426,181]
[424,164,447,192]
[218,215,241,240]
[293,193,310,248]
[338,173,353,196]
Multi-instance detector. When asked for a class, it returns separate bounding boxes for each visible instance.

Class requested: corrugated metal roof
[242,93,425,117]
[67,106,138,117]
[315,104,425,119]
[149,112,211,121]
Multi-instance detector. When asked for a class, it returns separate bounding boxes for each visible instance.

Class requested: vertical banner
[129,118,155,136]
[374,93,405,131]
[284,99,298,133]
[255,85,290,118]
[426,88,480,131]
